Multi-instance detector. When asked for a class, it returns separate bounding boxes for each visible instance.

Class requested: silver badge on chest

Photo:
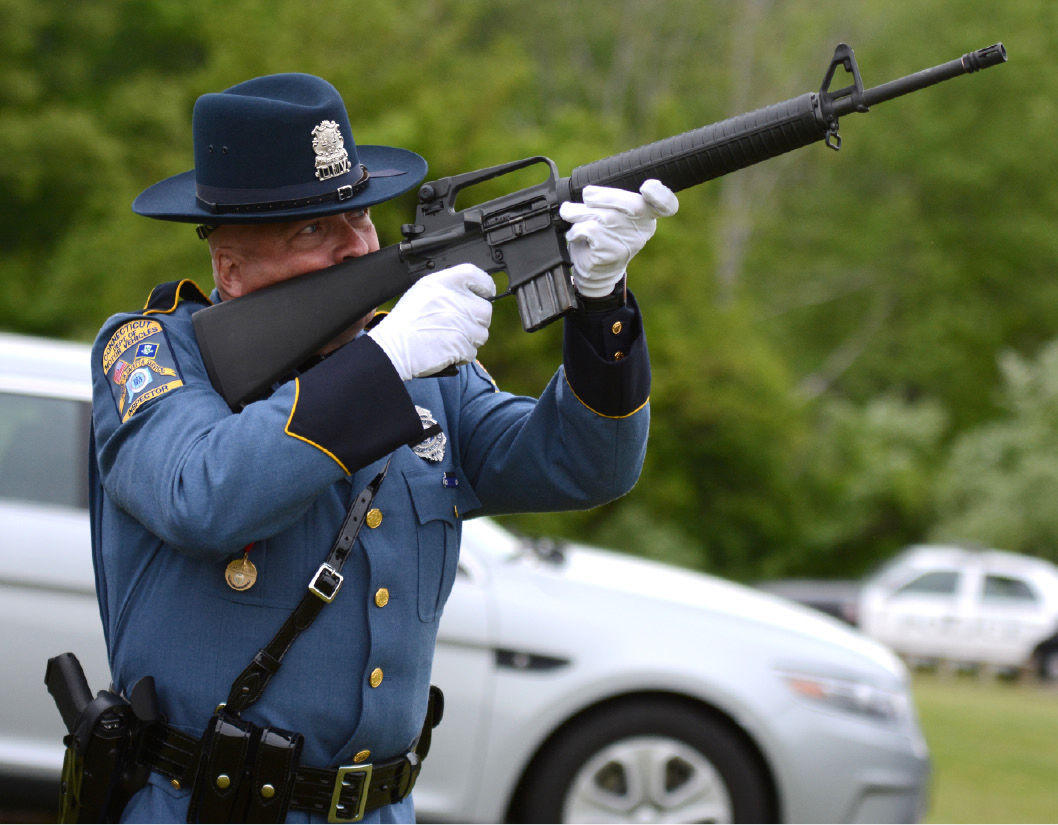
[412,405,446,462]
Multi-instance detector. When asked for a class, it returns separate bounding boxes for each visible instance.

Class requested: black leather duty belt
[139,686,443,823]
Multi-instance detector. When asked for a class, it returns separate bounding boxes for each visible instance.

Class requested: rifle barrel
[831,44,1007,117]
[567,43,1007,201]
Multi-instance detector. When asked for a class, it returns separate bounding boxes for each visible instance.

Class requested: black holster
[187,712,303,824]
[46,653,159,823]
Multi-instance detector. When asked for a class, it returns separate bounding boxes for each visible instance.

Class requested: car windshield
[893,570,959,597]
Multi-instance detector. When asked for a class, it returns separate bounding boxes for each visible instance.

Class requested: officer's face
[212,208,379,300]
[210,208,381,350]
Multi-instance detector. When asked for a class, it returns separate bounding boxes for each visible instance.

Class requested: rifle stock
[192,42,1006,409]
[194,245,415,407]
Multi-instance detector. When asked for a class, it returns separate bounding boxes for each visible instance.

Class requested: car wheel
[508,699,774,823]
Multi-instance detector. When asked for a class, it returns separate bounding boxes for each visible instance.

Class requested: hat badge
[311,120,351,182]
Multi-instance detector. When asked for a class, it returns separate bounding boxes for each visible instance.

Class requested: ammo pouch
[186,713,303,823]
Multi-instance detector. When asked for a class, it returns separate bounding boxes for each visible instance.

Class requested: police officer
[89,73,676,822]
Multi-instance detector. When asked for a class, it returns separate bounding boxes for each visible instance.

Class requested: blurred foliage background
[2,0,1056,582]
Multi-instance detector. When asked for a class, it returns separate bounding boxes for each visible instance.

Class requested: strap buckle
[329,763,372,823]
[309,563,344,603]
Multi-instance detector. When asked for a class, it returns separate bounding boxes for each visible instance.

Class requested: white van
[858,544,1058,677]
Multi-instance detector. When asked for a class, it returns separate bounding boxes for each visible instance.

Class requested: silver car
[0,331,930,822]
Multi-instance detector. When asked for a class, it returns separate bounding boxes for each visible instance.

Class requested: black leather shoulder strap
[223,460,391,715]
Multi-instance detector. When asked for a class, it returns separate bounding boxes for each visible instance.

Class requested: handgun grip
[45,652,94,734]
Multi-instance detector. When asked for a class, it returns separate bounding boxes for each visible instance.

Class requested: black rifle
[192,42,1006,410]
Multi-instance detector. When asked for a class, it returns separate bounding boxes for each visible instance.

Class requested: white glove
[559,179,679,298]
[367,263,495,380]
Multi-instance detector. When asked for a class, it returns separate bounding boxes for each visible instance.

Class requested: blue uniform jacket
[89,279,650,822]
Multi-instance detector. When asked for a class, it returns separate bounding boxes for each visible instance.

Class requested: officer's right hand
[367,263,496,380]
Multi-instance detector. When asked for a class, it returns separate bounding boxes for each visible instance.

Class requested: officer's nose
[335,213,373,261]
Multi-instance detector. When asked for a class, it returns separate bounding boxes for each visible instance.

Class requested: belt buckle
[329,763,372,823]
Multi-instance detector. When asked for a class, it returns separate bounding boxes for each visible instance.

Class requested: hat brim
[132,144,427,224]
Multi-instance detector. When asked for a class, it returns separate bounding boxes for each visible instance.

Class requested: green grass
[912,670,1058,823]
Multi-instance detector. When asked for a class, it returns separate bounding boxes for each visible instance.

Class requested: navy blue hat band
[196,165,372,215]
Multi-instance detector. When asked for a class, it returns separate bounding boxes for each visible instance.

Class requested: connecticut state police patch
[102,319,184,422]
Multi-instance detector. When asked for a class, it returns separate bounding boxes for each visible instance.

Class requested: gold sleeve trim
[562,372,649,420]
[283,377,352,475]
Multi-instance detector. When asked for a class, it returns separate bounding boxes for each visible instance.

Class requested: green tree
[800,395,948,577]
[0,0,209,337]
[932,341,1058,562]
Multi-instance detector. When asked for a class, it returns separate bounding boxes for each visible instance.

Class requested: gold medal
[224,554,258,591]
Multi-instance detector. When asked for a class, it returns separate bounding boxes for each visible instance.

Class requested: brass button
[216,774,231,790]
[354,749,371,763]
[260,784,276,799]
[170,778,182,790]
[369,667,384,688]
[366,508,383,529]
[374,587,390,608]
[613,351,625,360]
[611,321,623,335]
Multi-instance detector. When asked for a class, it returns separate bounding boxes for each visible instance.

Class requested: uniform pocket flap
[403,466,480,524]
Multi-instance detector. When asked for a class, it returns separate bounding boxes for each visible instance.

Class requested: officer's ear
[210,243,245,301]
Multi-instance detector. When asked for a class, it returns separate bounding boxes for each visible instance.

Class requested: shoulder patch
[102,319,184,422]
[143,279,212,315]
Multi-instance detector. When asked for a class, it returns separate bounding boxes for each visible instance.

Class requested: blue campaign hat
[132,73,427,224]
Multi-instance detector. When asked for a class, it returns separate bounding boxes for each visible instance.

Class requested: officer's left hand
[559,179,679,298]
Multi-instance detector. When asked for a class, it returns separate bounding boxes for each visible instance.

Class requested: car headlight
[778,669,911,723]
